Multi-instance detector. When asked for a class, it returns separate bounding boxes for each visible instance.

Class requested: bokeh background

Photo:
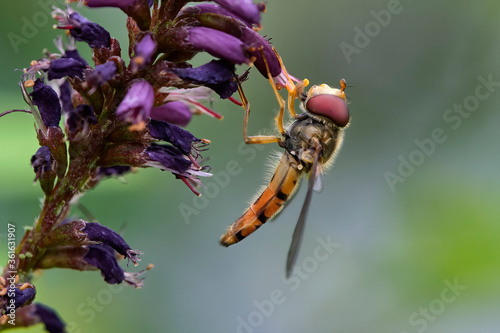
[1,0,500,332]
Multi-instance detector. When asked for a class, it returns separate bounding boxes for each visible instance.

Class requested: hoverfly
[220,50,350,277]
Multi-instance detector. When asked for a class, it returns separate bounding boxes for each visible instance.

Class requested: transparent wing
[313,163,323,193]
[286,145,322,278]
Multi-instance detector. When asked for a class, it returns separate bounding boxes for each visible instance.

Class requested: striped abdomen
[220,152,303,247]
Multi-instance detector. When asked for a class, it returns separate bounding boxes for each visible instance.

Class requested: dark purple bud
[241,26,281,77]
[132,33,157,70]
[188,27,249,65]
[99,165,132,177]
[146,143,192,174]
[31,146,52,176]
[83,244,125,284]
[63,49,88,66]
[47,57,87,80]
[82,222,141,264]
[10,287,36,309]
[212,0,263,26]
[33,304,66,333]
[66,104,98,132]
[170,60,237,99]
[148,120,199,155]
[65,12,111,48]
[29,79,61,128]
[85,61,117,86]
[59,80,74,113]
[150,101,192,127]
[116,80,154,130]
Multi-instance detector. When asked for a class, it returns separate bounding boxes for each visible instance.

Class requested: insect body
[220,53,350,277]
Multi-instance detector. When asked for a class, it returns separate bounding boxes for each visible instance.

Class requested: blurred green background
[1,0,500,332]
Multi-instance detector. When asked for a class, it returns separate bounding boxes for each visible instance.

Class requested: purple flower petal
[33,304,66,333]
[29,79,61,128]
[170,60,237,98]
[85,61,117,86]
[63,49,88,66]
[116,80,154,128]
[188,27,249,65]
[213,0,263,26]
[83,222,140,264]
[146,143,192,174]
[148,120,199,154]
[48,57,87,80]
[83,244,125,284]
[150,101,192,127]
[134,33,157,66]
[241,27,281,77]
[68,12,111,48]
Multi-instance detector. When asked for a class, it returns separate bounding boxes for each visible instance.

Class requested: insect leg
[271,48,309,119]
[236,76,282,144]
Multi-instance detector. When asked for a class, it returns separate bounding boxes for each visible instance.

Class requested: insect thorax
[283,115,341,169]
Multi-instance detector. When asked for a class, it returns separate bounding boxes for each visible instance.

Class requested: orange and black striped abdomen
[220,152,303,247]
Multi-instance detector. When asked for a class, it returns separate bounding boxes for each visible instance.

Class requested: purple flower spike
[116,80,154,130]
[188,27,249,65]
[29,79,62,128]
[132,33,157,71]
[85,61,117,86]
[31,146,52,179]
[66,104,98,133]
[148,119,199,155]
[150,101,192,127]
[83,244,126,284]
[241,27,281,78]
[33,304,66,333]
[213,0,263,26]
[47,57,87,80]
[82,222,141,265]
[170,60,237,99]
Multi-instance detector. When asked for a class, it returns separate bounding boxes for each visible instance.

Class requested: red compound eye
[305,94,350,127]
